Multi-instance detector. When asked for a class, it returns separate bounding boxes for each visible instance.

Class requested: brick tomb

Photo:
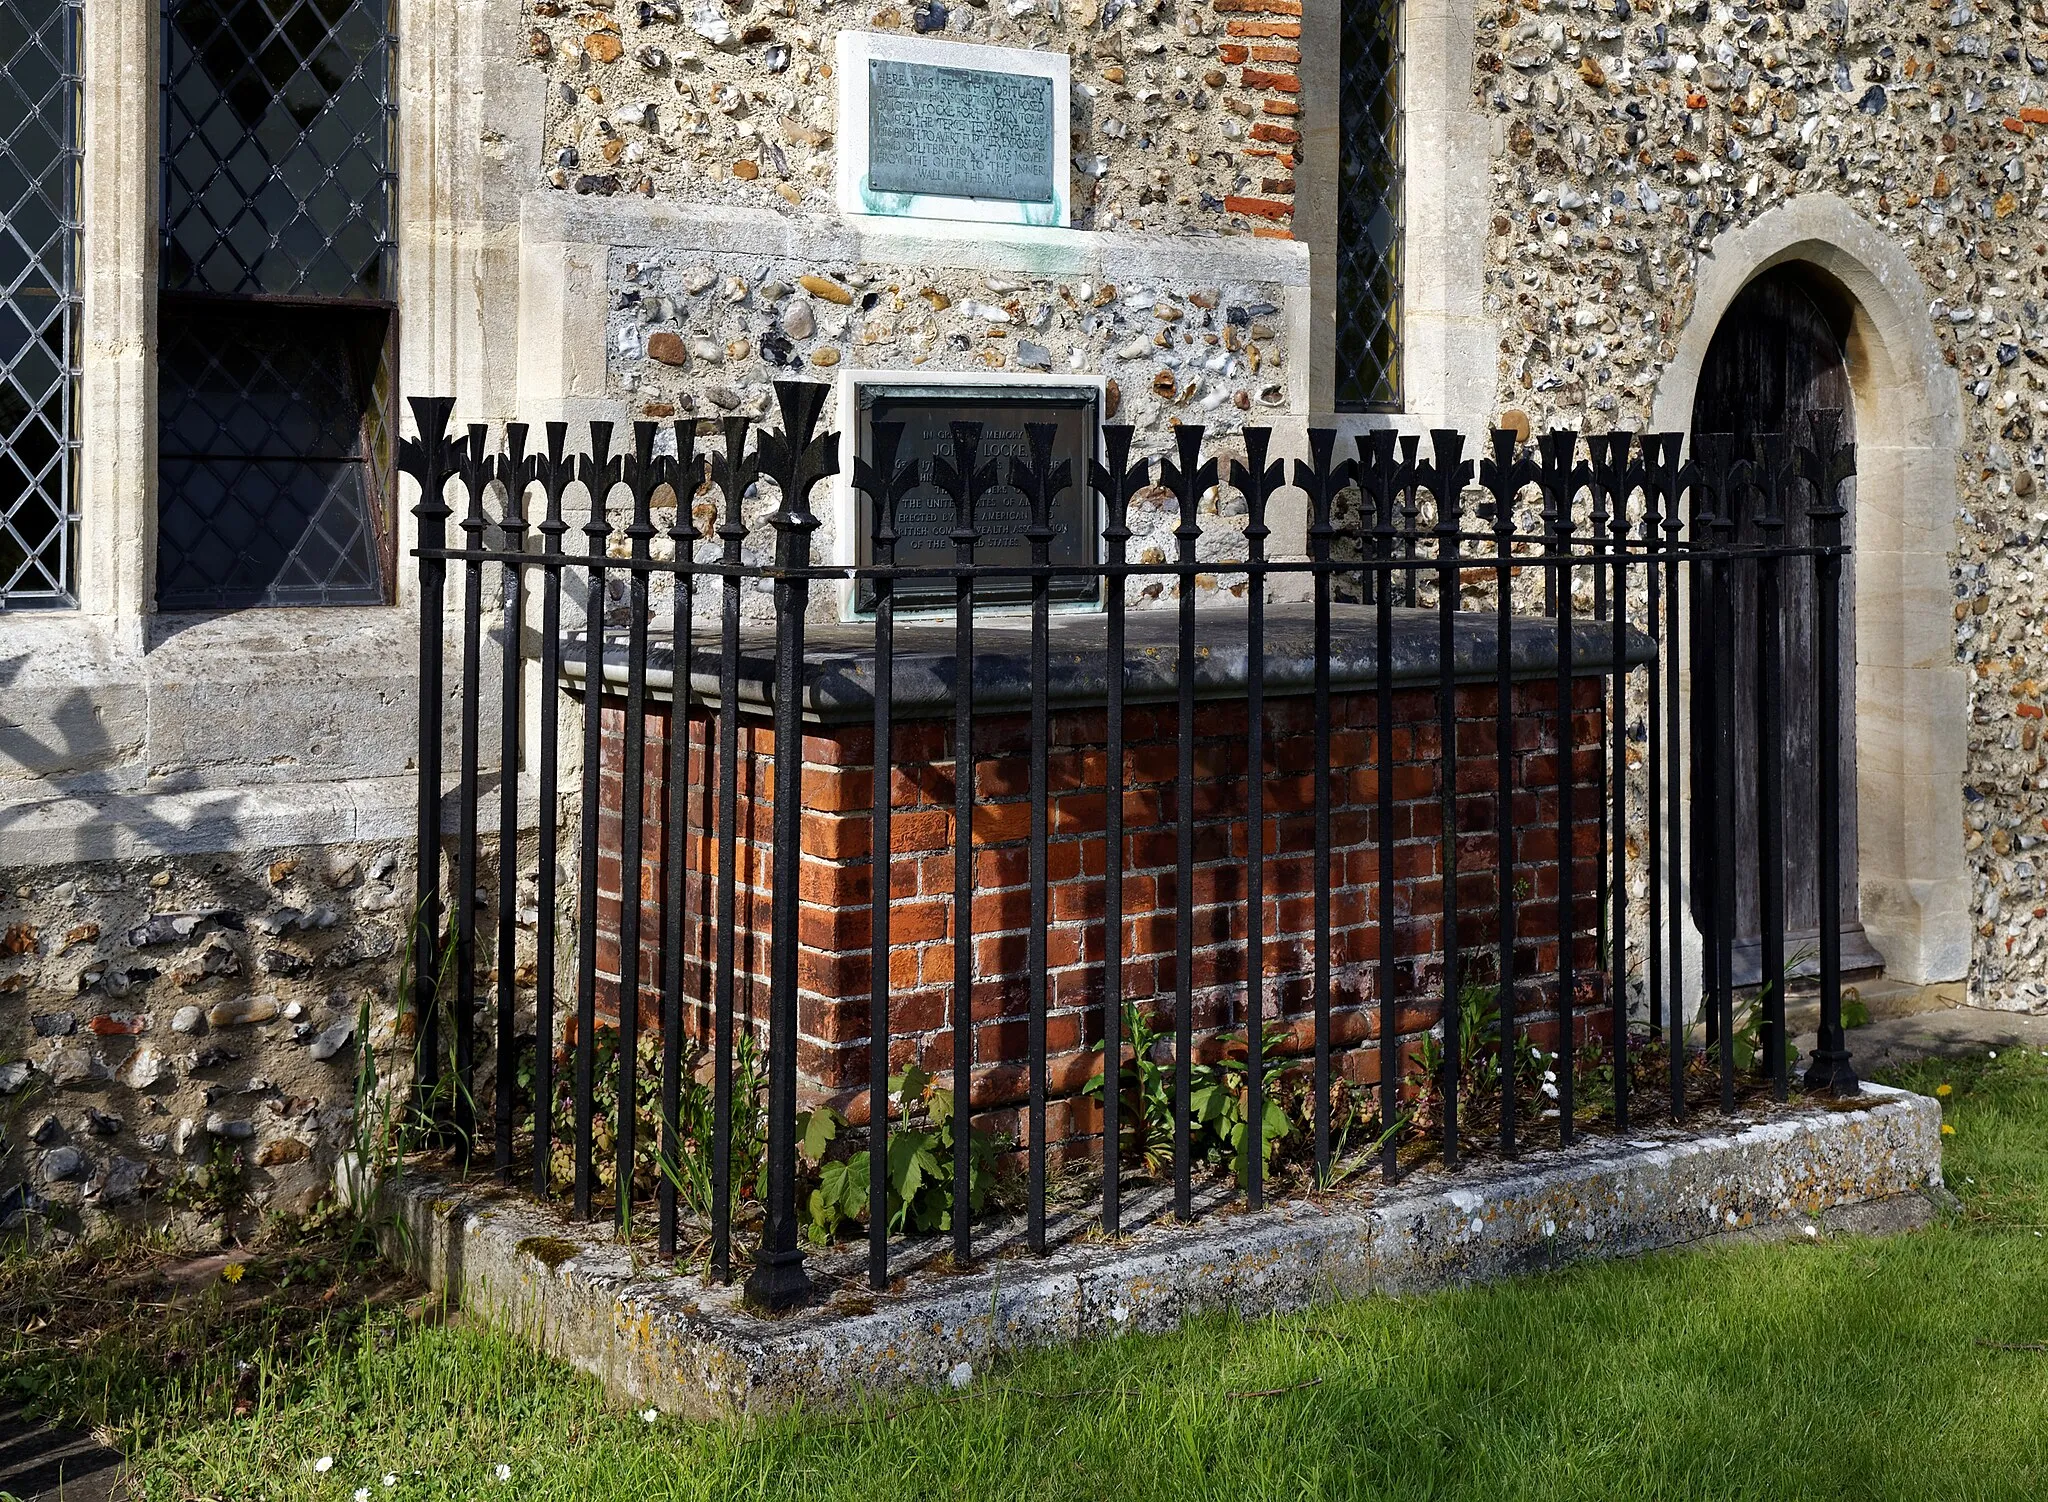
[575,603,1642,1154]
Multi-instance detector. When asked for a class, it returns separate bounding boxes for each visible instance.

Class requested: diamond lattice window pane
[1337,0,1403,412]
[157,301,387,609]
[162,0,395,298]
[0,0,80,605]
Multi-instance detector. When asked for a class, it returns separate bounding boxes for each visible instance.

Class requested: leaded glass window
[1337,0,1402,412]
[0,0,81,606]
[157,0,395,610]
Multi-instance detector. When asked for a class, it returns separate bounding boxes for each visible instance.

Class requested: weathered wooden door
[1689,266,1881,986]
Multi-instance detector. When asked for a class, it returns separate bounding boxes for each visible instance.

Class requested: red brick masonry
[593,668,1608,1154]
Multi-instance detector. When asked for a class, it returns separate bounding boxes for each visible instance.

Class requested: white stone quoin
[835,31,1073,228]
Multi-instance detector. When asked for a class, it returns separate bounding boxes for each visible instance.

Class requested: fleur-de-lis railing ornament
[1090,425,1150,585]
[1419,428,1472,560]
[710,413,759,565]
[624,421,666,565]
[579,422,623,563]
[1796,407,1856,553]
[665,419,705,566]
[1689,431,1740,544]
[455,423,493,554]
[931,420,998,573]
[1396,431,1423,565]
[1586,431,1638,618]
[398,397,458,547]
[1161,423,1217,589]
[853,419,918,581]
[1012,420,1073,577]
[1294,427,1357,585]
[1230,424,1285,574]
[1480,426,1536,544]
[1343,429,1391,604]
[497,423,538,546]
[757,379,839,568]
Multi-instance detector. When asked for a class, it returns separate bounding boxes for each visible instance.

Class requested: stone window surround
[0,0,430,873]
[1298,0,1499,437]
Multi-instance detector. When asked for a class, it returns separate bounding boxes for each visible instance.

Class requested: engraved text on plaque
[866,59,1056,204]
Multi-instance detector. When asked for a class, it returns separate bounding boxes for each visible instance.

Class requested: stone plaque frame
[830,368,1106,620]
[834,31,1071,228]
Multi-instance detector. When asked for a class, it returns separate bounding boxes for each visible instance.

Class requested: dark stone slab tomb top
[561,602,1655,719]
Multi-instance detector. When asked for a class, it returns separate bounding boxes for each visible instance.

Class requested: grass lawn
[8,1051,2048,1501]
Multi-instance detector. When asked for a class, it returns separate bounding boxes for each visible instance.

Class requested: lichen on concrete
[381,1081,1943,1419]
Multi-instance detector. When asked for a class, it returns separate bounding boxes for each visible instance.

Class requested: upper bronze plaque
[865,59,1057,204]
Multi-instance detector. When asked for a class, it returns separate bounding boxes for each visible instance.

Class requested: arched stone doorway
[1687,265,1883,986]
[1650,194,1971,992]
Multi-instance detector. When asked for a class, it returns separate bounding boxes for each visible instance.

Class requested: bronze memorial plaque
[865,59,1057,205]
[853,383,1100,612]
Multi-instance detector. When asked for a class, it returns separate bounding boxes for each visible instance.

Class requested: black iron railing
[401,380,1857,1310]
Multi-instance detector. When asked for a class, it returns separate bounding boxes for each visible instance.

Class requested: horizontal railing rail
[401,381,1857,1310]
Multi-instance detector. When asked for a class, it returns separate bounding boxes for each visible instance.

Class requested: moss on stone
[517,1235,582,1270]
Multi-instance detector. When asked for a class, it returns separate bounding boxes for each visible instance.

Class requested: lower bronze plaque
[853,382,1100,613]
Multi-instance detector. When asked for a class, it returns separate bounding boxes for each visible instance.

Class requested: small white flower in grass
[1802,1224,1819,1238]
[315,1457,335,1473]
[948,1361,973,1390]
[496,1464,512,1482]
[383,1475,398,1489]
[355,1491,370,1502]
[642,1407,660,1424]
[1989,1050,1998,1059]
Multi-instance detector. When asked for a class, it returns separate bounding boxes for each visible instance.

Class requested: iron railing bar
[1094,427,1142,1239]
[856,423,910,1292]
[1427,430,1469,1169]
[572,424,620,1221]
[532,421,571,1199]
[1234,430,1281,1212]
[398,398,454,1136]
[453,426,489,1161]
[940,420,985,1269]
[709,412,755,1283]
[492,426,532,1183]
[1165,424,1209,1223]
[658,425,701,1259]
[612,423,662,1229]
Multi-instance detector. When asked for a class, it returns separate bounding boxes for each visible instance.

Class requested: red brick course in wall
[1209,0,1301,234]
[592,676,1608,1156]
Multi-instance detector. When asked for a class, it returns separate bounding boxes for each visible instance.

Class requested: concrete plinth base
[378,1084,1942,1420]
